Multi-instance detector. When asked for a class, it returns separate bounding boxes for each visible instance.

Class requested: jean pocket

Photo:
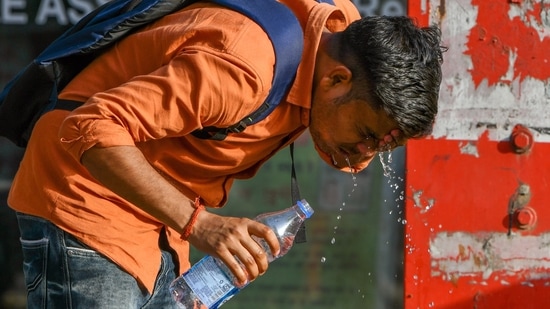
[65,243,111,281]
[66,245,103,258]
[20,237,48,308]
[64,232,103,259]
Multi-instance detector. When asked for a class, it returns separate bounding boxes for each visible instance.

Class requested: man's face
[309,94,406,169]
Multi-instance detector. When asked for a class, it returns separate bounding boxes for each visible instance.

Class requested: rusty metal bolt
[510,124,533,154]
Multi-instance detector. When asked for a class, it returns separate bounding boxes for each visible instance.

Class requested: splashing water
[321,154,403,303]
[345,157,358,185]
[338,156,358,219]
[379,151,394,178]
[324,157,358,257]
[378,151,406,223]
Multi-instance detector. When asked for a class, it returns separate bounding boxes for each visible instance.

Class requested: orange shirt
[8,0,361,292]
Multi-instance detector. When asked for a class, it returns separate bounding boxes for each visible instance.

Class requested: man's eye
[361,131,376,141]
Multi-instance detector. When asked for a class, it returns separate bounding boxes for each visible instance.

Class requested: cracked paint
[412,189,436,214]
[430,232,550,283]
[459,141,479,157]
[466,1,550,85]
[428,0,550,142]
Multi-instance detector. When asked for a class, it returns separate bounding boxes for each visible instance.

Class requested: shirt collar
[286,3,351,126]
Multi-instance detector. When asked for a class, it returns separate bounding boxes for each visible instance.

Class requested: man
[8,0,444,307]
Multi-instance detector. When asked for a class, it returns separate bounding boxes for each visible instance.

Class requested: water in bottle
[170,199,314,308]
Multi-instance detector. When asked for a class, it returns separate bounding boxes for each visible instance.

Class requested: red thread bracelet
[181,197,204,240]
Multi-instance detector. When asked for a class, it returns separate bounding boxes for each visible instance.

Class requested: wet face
[309,95,406,168]
[309,38,405,168]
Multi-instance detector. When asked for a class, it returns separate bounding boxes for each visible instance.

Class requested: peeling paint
[421,0,428,15]
[466,0,550,85]
[412,189,436,213]
[430,232,550,284]
[428,0,550,142]
[459,141,479,157]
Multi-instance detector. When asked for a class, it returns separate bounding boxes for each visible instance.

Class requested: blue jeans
[16,213,181,309]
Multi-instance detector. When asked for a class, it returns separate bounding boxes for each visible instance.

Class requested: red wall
[405,1,550,308]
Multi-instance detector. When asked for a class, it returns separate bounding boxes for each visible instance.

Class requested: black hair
[332,16,445,138]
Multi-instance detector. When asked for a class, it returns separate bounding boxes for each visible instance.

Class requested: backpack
[0,0,306,147]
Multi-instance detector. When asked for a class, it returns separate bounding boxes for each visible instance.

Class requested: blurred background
[0,0,408,308]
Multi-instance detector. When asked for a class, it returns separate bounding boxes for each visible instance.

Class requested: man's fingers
[249,223,280,257]
[240,240,268,277]
[216,250,249,286]
[378,129,404,151]
[390,129,401,138]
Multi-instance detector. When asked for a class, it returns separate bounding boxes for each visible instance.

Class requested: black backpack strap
[290,142,308,244]
[55,100,83,111]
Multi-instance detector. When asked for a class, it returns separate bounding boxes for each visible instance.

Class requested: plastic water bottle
[169,199,314,309]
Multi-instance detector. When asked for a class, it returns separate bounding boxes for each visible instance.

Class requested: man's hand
[187,211,280,286]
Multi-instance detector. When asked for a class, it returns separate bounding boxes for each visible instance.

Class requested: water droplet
[320,257,326,263]
[336,215,341,220]
[330,237,336,244]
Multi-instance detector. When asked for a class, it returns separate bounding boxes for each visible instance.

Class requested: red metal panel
[405,136,550,308]
[405,1,550,308]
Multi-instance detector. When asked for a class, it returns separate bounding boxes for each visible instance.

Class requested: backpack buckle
[228,120,248,133]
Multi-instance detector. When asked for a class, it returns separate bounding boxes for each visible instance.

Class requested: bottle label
[183,256,238,308]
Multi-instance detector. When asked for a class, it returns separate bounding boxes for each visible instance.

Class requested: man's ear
[329,65,352,86]
[320,65,352,94]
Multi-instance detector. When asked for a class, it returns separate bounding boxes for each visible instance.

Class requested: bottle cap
[297,199,314,218]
